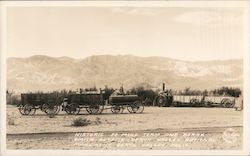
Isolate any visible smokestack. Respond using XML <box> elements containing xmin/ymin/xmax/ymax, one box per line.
<box><xmin>163</xmin><ymin>83</ymin><xmax>165</xmax><ymax>91</ymax></box>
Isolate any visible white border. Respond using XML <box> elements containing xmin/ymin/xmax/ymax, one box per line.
<box><xmin>1</xmin><ymin>1</ymin><xmax>249</xmax><ymax>156</ymax></box>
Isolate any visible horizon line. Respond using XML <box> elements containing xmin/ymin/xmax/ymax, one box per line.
<box><xmin>7</xmin><ymin>54</ymin><xmax>243</xmax><ymax>62</ymax></box>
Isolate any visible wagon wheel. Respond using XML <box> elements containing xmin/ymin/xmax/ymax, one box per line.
<box><xmin>65</xmin><ymin>105</ymin><xmax>71</xmax><ymax>114</ymax></box>
<box><xmin>65</xmin><ymin>103</ymin><xmax>80</xmax><ymax>115</ymax></box>
<box><xmin>86</xmin><ymin>107</ymin><xmax>92</xmax><ymax>114</ymax></box>
<box><xmin>221</xmin><ymin>98</ymin><xmax>227</xmax><ymax>107</ymax></box>
<box><xmin>204</xmin><ymin>101</ymin><xmax>212</xmax><ymax>108</ymax></box>
<box><xmin>223</xmin><ymin>100</ymin><xmax>234</xmax><ymax>108</ymax></box>
<box><xmin>190</xmin><ymin>98</ymin><xmax>199</xmax><ymax>107</ymax></box>
<box><xmin>23</xmin><ymin>104</ymin><xmax>36</xmax><ymax>115</ymax></box>
<box><xmin>41</xmin><ymin>104</ymin><xmax>49</xmax><ymax>114</ymax></box>
<box><xmin>155</xmin><ymin>96</ymin><xmax>166</xmax><ymax>107</ymax></box>
<box><xmin>44</xmin><ymin>104</ymin><xmax>60</xmax><ymax>115</ymax></box>
<box><xmin>111</xmin><ymin>105</ymin><xmax>123</xmax><ymax>114</ymax></box>
<box><xmin>18</xmin><ymin>104</ymin><xmax>25</xmax><ymax>115</ymax></box>
<box><xmin>172</xmin><ymin>101</ymin><xmax>178</xmax><ymax>107</ymax></box>
<box><xmin>40</xmin><ymin>103</ymin><xmax>48</xmax><ymax>112</ymax></box>
<box><xmin>132</xmin><ymin>101</ymin><xmax>144</xmax><ymax>113</ymax></box>
<box><xmin>127</xmin><ymin>105</ymin><xmax>133</xmax><ymax>113</ymax></box>
<box><xmin>88</xmin><ymin>105</ymin><xmax>100</xmax><ymax>115</ymax></box>
<box><xmin>97</xmin><ymin>105</ymin><xmax>104</xmax><ymax>114</ymax></box>
<box><xmin>55</xmin><ymin>105</ymin><xmax>60</xmax><ymax>115</ymax></box>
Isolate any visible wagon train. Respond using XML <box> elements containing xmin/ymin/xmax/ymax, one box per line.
<box><xmin>203</xmin><ymin>96</ymin><xmax>235</xmax><ymax>108</ymax></box>
<box><xmin>62</xmin><ymin>91</ymin><xmax>105</xmax><ymax>115</ymax></box>
<box><xmin>62</xmin><ymin>90</ymin><xmax>144</xmax><ymax>115</ymax></box>
<box><xmin>108</xmin><ymin>94</ymin><xmax>144</xmax><ymax>114</ymax></box>
<box><xmin>154</xmin><ymin>83</ymin><xmax>236</xmax><ymax>107</ymax></box>
<box><xmin>154</xmin><ymin>93</ymin><xmax>236</xmax><ymax>108</ymax></box>
<box><xmin>18</xmin><ymin>93</ymin><xmax>64</xmax><ymax>115</ymax></box>
<box><xmin>18</xmin><ymin>90</ymin><xmax>145</xmax><ymax>115</ymax></box>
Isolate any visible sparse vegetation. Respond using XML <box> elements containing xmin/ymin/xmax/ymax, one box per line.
<box><xmin>210</xmin><ymin>86</ymin><xmax>242</xmax><ymax>97</ymax></box>
<box><xmin>7</xmin><ymin>86</ymin><xmax>242</xmax><ymax>108</ymax></box>
<box><xmin>128</xmin><ymin>86</ymin><xmax>158</xmax><ymax>106</ymax></box>
<box><xmin>72</xmin><ymin>118</ymin><xmax>91</xmax><ymax>127</ymax></box>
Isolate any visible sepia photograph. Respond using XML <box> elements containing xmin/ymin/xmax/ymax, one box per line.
<box><xmin>0</xmin><ymin>1</ymin><xmax>249</xmax><ymax>155</ymax></box>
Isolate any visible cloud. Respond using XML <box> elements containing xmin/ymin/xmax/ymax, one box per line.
<box><xmin>111</xmin><ymin>8</ymin><xmax>160</xmax><ymax>16</ymax></box>
<box><xmin>174</xmin><ymin>10</ymin><xmax>242</xmax><ymax>27</ymax></box>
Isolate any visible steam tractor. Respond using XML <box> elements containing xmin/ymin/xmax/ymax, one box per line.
<box><xmin>154</xmin><ymin>83</ymin><xmax>173</xmax><ymax>107</ymax></box>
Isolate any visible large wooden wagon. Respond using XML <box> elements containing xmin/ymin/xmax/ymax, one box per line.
<box><xmin>19</xmin><ymin>93</ymin><xmax>63</xmax><ymax>115</ymax></box>
<box><xmin>108</xmin><ymin>94</ymin><xmax>144</xmax><ymax>114</ymax></box>
<box><xmin>203</xmin><ymin>96</ymin><xmax>235</xmax><ymax>108</ymax></box>
<box><xmin>172</xmin><ymin>95</ymin><xmax>204</xmax><ymax>107</ymax></box>
<box><xmin>63</xmin><ymin>91</ymin><xmax>105</xmax><ymax>115</ymax></box>
<box><xmin>154</xmin><ymin>93</ymin><xmax>236</xmax><ymax>108</ymax></box>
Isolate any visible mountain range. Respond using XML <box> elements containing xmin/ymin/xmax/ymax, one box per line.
<box><xmin>7</xmin><ymin>55</ymin><xmax>243</xmax><ymax>92</ymax></box>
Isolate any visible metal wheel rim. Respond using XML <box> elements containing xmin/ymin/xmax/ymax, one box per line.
<box><xmin>45</xmin><ymin>105</ymin><xmax>59</xmax><ymax>115</ymax></box>
<box><xmin>23</xmin><ymin>104</ymin><xmax>32</xmax><ymax>115</ymax></box>
<box><xmin>89</xmin><ymin>105</ymin><xmax>99</xmax><ymax>114</ymax></box>
<box><xmin>111</xmin><ymin>106</ymin><xmax>123</xmax><ymax>114</ymax></box>
<box><xmin>224</xmin><ymin>102</ymin><xmax>234</xmax><ymax>108</ymax></box>
<box><xmin>65</xmin><ymin>105</ymin><xmax>71</xmax><ymax>114</ymax></box>
<box><xmin>131</xmin><ymin>101</ymin><xmax>144</xmax><ymax>113</ymax></box>
<box><xmin>127</xmin><ymin>106</ymin><xmax>134</xmax><ymax>113</ymax></box>
<box><xmin>97</xmin><ymin>105</ymin><xmax>104</xmax><ymax>114</ymax></box>
<box><xmin>18</xmin><ymin>105</ymin><xmax>25</xmax><ymax>115</ymax></box>
<box><xmin>156</xmin><ymin>96</ymin><xmax>165</xmax><ymax>106</ymax></box>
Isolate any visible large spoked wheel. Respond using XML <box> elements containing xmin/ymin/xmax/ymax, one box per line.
<box><xmin>44</xmin><ymin>104</ymin><xmax>60</xmax><ymax>115</ymax></box>
<box><xmin>172</xmin><ymin>101</ymin><xmax>181</xmax><ymax>107</ymax></box>
<box><xmin>155</xmin><ymin>96</ymin><xmax>166</xmax><ymax>107</ymax></box>
<box><xmin>223</xmin><ymin>100</ymin><xmax>234</xmax><ymax>108</ymax></box>
<box><xmin>18</xmin><ymin>104</ymin><xmax>25</xmax><ymax>115</ymax></box>
<box><xmin>97</xmin><ymin>105</ymin><xmax>104</xmax><ymax>114</ymax></box>
<box><xmin>87</xmin><ymin>105</ymin><xmax>100</xmax><ymax>115</ymax></box>
<box><xmin>65</xmin><ymin>103</ymin><xmax>80</xmax><ymax>115</ymax></box>
<box><xmin>86</xmin><ymin>107</ymin><xmax>92</xmax><ymax>114</ymax></box>
<box><xmin>132</xmin><ymin>101</ymin><xmax>144</xmax><ymax>113</ymax></box>
<box><xmin>111</xmin><ymin>105</ymin><xmax>124</xmax><ymax>114</ymax></box>
<box><xmin>127</xmin><ymin>105</ymin><xmax>134</xmax><ymax>113</ymax></box>
<box><xmin>40</xmin><ymin>103</ymin><xmax>47</xmax><ymax>112</ymax></box>
<box><xmin>55</xmin><ymin>105</ymin><xmax>60</xmax><ymax>115</ymax></box>
<box><xmin>221</xmin><ymin>98</ymin><xmax>229</xmax><ymax>105</ymax></box>
<box><xmin>65</xmin><ymin>105</ymin><xmax>70</xmax><ymax>114</ymax></box>
<box><xmin>127</xmin><ymin>101</ymin><xmax>144</xmax><ymax>113</ymax></box>
<box><xmin>190</xmin><ymin>98</ymin><xmax>199</xmax><ymax>107</ymax></box>
<box><xmin>23</xmin><ymin>104</ymin><xmax>36</xmax><ymax>115</ymax></box>
<box><xmin>204</xmin><ymin>101</ymin><xmax>212</xmax><ymax>108</ymax></box>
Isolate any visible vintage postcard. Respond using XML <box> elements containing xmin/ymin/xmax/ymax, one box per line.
<box><xmin>0</xmin><ymin>1</ymin><xmax>249</xmax><ymax>156</ymax></box>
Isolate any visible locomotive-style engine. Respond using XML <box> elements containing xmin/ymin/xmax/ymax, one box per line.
<box><xmin>154</xmin><ymin>83</ymin><xmax>173</xmax><ymax>107</ymax></box>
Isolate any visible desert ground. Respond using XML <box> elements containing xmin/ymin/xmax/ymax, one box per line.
<box><xmin>6</xmin><ymin>105</ymin><xmax>242</xmax><ymax>150</ymax></box>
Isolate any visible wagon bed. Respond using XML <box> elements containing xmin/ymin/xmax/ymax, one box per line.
<box><xmin>19</xmin><ymin>93</ymin><xmax>64</xmax><ymax>115</ymax></box>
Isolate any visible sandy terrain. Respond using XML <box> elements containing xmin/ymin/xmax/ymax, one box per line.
<box><xmin>7</xmin><ymin>105</ymin><xmax>242</xmax><ymax>134</ymax></box>
<box><xmin>6</xmin><ymin>105</ymin><xmax>243</xmax><ymax>150</ymax></box>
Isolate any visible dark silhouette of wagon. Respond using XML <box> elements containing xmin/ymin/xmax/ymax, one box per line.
<box><xmin>63</xmin><ymin>90</ymin><xmax>144</xmax><ymax>115</ymax></box>
<box><xmin>19</xmin><ymin>93</ymin><xmax>63</xmax><ymax>115</ymax></box>
<box><xmin>63</xmin><ymin>91</ymin><xmax>105</xmax><ymax>115</ymax></box>
<box><xmin>109</xmin><ymin>94</ymin><xmax>144</xmax><ymax>114</ymax></box>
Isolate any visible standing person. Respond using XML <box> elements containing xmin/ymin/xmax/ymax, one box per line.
<box><xmin>119</xmin><ymin>85</ymin><xmax>125</xmax><ymax>95</ymax></box>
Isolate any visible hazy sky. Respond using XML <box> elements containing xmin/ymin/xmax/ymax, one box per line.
<box><xmin>7</xmin><ymin>7</ymin><xmax>244</xmax><ymax>61</ymax></box>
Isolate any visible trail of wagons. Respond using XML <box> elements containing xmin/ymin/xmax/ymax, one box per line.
<box><xmin>18</xmin><ymin>89</ymin><xmax>145</xmax><ymax>116</ymax></box>
<box><xmin>154</xmin><ymin>90</ymin><xmax>236</xmax><ymax>108</ymax></box>
<box><xmin>18</xmin><ymin>86</ymin><xmax>241</xmax><ymax>116</ymax></box>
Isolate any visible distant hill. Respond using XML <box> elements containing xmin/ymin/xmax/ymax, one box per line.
<box><xmin>7</xmin><ymin>55</ymin><xmax>243</xmax><ymax>92</ymax></box>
